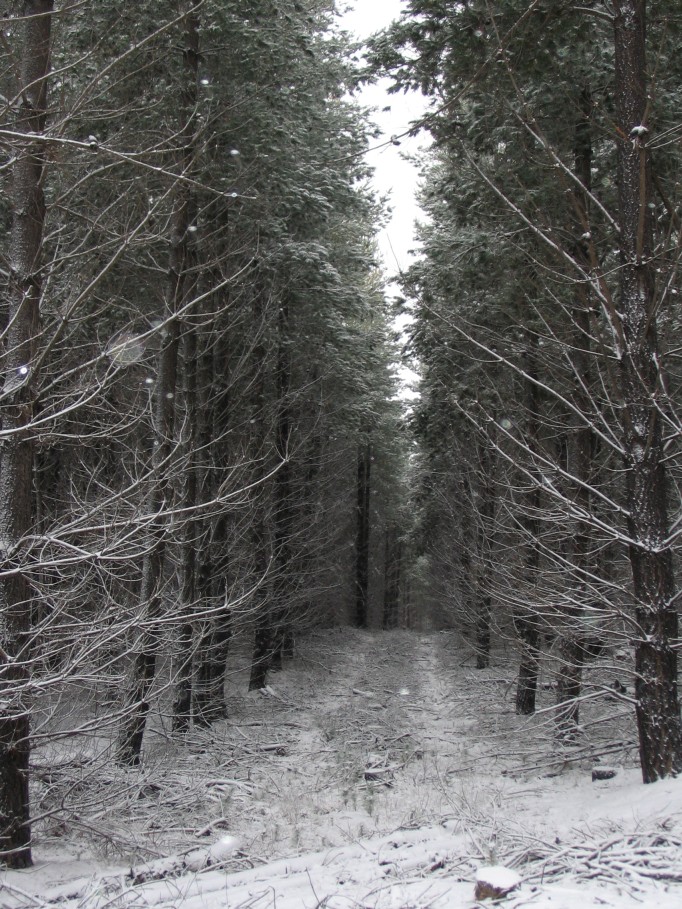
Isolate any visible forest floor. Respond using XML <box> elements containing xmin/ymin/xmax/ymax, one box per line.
<box><xmin>2</xmin><ymin>627</ymin><xmax>682</xmax><ymax>908</ymax></box>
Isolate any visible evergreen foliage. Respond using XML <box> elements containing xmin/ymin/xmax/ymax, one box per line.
<box><xmin>0</xmin><ymin>0</ymin><xmax>410</xmax><ymax>861</ymax></box>
<box><xmin>372</xmin><ymin>0</ymin><xmax>682</xmax><ymax>778</ymax></box>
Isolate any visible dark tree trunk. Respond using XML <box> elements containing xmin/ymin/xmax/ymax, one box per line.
<box><xmin>515</xmin><ymin>638</ymin><xmax>539</xmax><ymax>716</ymax></box>
<box><xmin>116</xmin><ymin>4</ymin><xmax>199</xmax><ymax>765</ymax></box>
<box><xmin>248</xmin><ymin>292</ymin><xmax>274</xmax><ymax>692</ymax></box>
<box><xmin>515</xmin><ymin>362</ymin><xmax>541</xmax><ymax>715</ymax></box>
<box><xmin>193</xmin><ymin>319</ymin><xmax>231</xmax><ymax>724</ymax></box>
<box><xmin>354</xmin><ymin>442</ymin><xmax>372</xmax><ymax>627</ymax></box>
<box><xmin>382</xmin><ymin>525</ymin><xmax>402</xmax><ymax>630</ymax></box>
<box><xmin>555</xmin><ymin>641</ymin><xmax>583</xmax><ymax>733</ymax></box>
<box><xmin>0</xmin><ymin>0</ymin><xmax>53</xmax><ymax>869</ymax></box>
<box><xmin>249</xmin><ymin>601</ymin><xmax>272</xmax><ymax>692</ymax></box>
<box><xmin>194</xmin><ymin>616</ymin><xmax>231</xmax><ymax>725</ymax></box>
<box><xmin>193</xmin><ymin>504</ymin><xmax>232</xmax><ymax>722</ymax></box>
<box><xmin>288</xmin><ymin>382</ymin><xmax>324</xmax><ymax>629</ymax></box>
<box><xmin>270</xmin><ymin>298</ymin><xmax>295</xmax><ymax>670</ymax></box>
<box><xmin>172</xmin><ymin>618</ymin><xmax>194</xmax><ymax>733</ymax></box>
<box><xmin>474</xmin><ymin>443</ymin><xmax>495</xmax><ymax>669</ymax></box>
<box><xmin>613</xmin><ymin>0</ymin><xmax>681</xmax><ymax>782</ymax></box>
<box><xmin>475</xmin><ymin>601</ymin><xmax>492</xmax><ymax>671</ymax></box>
<box><xmin>459</xmin><ymin>476</ymin><xmax>474</xmax><ymax>623</ymax></box>
<box><xmin>249</xmin><ymin>492</ymin><xmax>272</xmax><ymax>691</ymax></box>
<box><xmin>172</xmin><ymin>316</ymin><xmax>199</xmax><ymax>735</ymax></box>
<box><xmin>115</xmin><ymin>315</ymin><xmax>180</xmax><ymax>764</ymax></box>
<box><xmin>556</xmin><ymin>85</ymin><xmax>595</xmax><ymax>734</ymax></box>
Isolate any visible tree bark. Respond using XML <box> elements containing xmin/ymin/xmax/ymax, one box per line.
<box><xmin>193</xmin><ymin>316</ymin><xmax>231</xmax><ymax>724</ymax></box>
<box><xmin>556</xmin><ymin>85</ymin><xmax>595</xmax><ymax>734</ymax></box>
<box><xmin>270</xmin><ymin>298</ymin><xmax>295</xmax><ymax>670</ymax></box>
<box><xmin>354</xmin><ymin>442</ymin><xmax>372</xmax><ymax>627</ymax></box>
<box><xmin>612</xmin><ymin>0</ymin><xmax>682</xmax><ymax>782</ymax></box>
<box><xmin>193</xmin><ymin>513</ymin><xmax>231</xmax><ymax>724</ymax></box>
<box><xmin>515</xmin><ymin>361</ymin><xmax>541</xmax><ymax>715</ymax></box>
<box><xmin>474</xmin><ymin>443</ymin><xmax>494</xmax><ymax>669</ymax></box>
<box><xmin>116</xmin><ymin>3</ymin><xmax>199</xmax><ymax>765</ymax></box>
<box><xmin>382</xmin><ymin>524</ymin><xmax>402</xmax><ymax>630</ymax></box>
<box><xmin>0</xmin><ymin>0</ymin><xmax>53</xmax><ymax>868</ymax></box>
<box><xmin>248</xmin><ymin>292</ymin><xmax>274</xmax><ymax>692</ymax></box>
<box><xmin>194</xmin><ymin>615</ymin><xmax>231</xmax><ymax>724</ymax></box>
<box><xmin>172</xmin><ymin>317</ymin><xmax>199</xmax><ymax>734</ymax></box>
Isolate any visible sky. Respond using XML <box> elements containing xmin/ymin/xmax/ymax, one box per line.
<box><xmin>339</xmin><ymin>0</ymin><xmax>428</xmax><ymax>281</ymax></box>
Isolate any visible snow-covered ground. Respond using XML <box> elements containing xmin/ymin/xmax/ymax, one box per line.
<box><xmin>2</xmin><ymin>628</ymin><xmax>681</xmax><ymax>907</ymax></box>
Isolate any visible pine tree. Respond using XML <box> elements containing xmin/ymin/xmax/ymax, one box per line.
<box><xmin>373</xmin><ymin>0</ymin><xmax>682</xmax><ymax>777</ymax></box>
<box><xmin>0</xmin><ymin>0</ymin><xmax>54</xmax><ymax>868</ymax></box>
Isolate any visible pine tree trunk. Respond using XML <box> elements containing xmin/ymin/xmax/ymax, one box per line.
<box><xmin>0</xmin><ymin>0</ymin><xmax>53</xmax><ymax>868</ymax></box>
<box><xmin>475</xmin><ymin>602</ymin><xmax>492</xmax><ymax>671</ymax></box>
<box><xmin>116</xmin><ymin>4</ymin><xmax>198</xmax><ymax>765</ymax></box>
<box><xmin>613</xmin><ymin>0</ymin><xmax>682</xmax><ymax>781</ymax></box>
<box><xmin>115</xmin><ymin>222</ymin><xmax>182</xmax><ymax>762</ymax></box>
<box><xmin>270</xmin><ymin>299</ymin><xmax>295</xmax><ymax>670</ymax></box>
<box><xmin>172</xmin><ymin>619</ymin><xmax>194</xmax><ymax>733</ymax></box>
<box><xmin>194</xmin><ymin>617</ymin><xmax>231</xmax><ymax>724</ymax></box>
<box><xmin>382</xmin><ymin>525</ymin><xmax>402</xmax><ymax>629</ymax></box>
<box><xmin>515</xmin><ymin>363</ymin><xmax>541</xmax><ymax>715</ymax></box>
<box><xmin>172</xmin><ymin>320</ymin><xmax>199</xmax><ymax>734</ymax></box>
<box><xmin>248</xmin><ymin>293</ymin><xmax>274</xmax><ymax>692</ymax></box>
<box><xmin>192</xmin><ymin>321</ymin><xmax>231</xmax><ymax>724</ymax></box>
<box><xmin>249</xmin><ymin>497</ymin><xmax>272</xmax><ymax>691</ymax></box>
<box><xmin>556</xmin><ymin>85</ymin><xmax>595</xmax><ymax>734</ymax></box>
<box><xmin>354</xmin><ymin>442</ymin><xmax>372</xmax><ymax>627</ymax></box>
<box><xmin>474</xmin><ymin>443</ymin><xmax>494</xmax><ymax>669</ymax></box>
<box><xmin>249</xmin><ymin>602</ymin><xmax>272</xmax><ymax>692</ymax></box>
<box><xmin>193</xmin><ymin>511</ymin><xmax>232</xmax><ymax>724</ymax></box>
<box><xmin>289</xmin><ymin>390</ymin><xmax>323</xmax><ymax>629</ymax></box>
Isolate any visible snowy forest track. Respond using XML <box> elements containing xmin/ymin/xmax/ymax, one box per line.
<box><xmin>4</xmin><ymin>628</ymin><xmax>681</xmax><ymax>909</ymax></box>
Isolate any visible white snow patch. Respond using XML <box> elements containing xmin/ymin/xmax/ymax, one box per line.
<box><xmin>476</xmin><ymin>864</ymin><xmax>521</xmax><ymax>890</ymax></box>
<box><xmin>183</xmin><ymin>834</ymin><xmax>239</xmax><ymax>872</ymax></box>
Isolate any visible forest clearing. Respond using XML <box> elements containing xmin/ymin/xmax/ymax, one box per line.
<box><xmin>3</xmin><ymin>627</ymin><xmax>681</xmax><ymax>908</ymax></box>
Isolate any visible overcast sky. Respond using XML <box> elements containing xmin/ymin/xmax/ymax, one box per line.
<box><xmin>340</xmin><ymin>1</ymin><xmax>427</xmax><ymax>281</ymax></box>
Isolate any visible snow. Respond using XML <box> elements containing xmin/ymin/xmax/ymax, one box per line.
<box><xmin>3</xmin><ymin>628</ymin><xmax>682</xmax><ymax>908</ymax></box>
<box><xmin>476</xmin><ymin>865</ymin><xmax>521</xmax><ymax>890</ymax></box>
